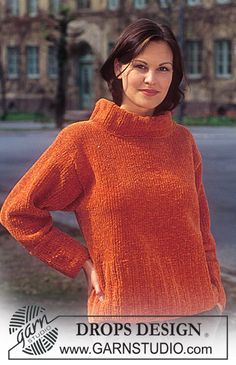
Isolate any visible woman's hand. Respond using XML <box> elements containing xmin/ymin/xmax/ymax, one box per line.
<box><xmin>82</xmin><ymin>259</ymin><xmax>104</xmax><ymax>302</ymax></box>
<box><xmin>216</xmin><ymin>303</ymin><xmax>224</xmax><ymax>313</ymax></box>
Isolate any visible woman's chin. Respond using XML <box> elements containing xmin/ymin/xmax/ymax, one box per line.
<box><xmin>134</xmin><ymin>101</ymin><xmax>161</xmax><ymax>115</ymax></box>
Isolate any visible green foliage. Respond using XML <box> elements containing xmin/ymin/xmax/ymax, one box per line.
<box><xmin>179</xmin><ymin>115</ymin><xmax>236</xmax><ymax>126</ymax></box>
<box><xmin>3</xmin><ymin>112</ymin><xmax>47</xmax><ymax>122</ymax></box>
<box><xmin>59</xmin><ymin>3</ymin><xmax>71</xmax><ymax>15</ymax></box>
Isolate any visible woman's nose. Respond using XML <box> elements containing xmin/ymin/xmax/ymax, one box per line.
<box><xmin>144</xmin><ymin>71</ymin><xmax>157</xmax><ymax>85</ymax></box>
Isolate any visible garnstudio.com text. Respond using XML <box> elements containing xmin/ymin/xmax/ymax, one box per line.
<box><xmin>60</xmin><ymin>341</ymin><xmax>213</xmax><ymax>355</ymax></box>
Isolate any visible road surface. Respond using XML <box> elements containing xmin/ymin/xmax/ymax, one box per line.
<box><xmin>0</xmin><ymin>126</ymin><xmax>235</xmax><ymax>270</ymax></box>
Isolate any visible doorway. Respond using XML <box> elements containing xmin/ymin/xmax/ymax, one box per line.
<box><xmin>77</xmin><ymin>43</ymin><xmax>94</xmax><ymax>110</ymax></box>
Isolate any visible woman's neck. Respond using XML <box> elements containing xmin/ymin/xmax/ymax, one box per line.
<box><xmin>90</xmin><ymin>98</ymin><xmax>176</xmax><ymax>139</ymax></box>
<box><xmin>120</xmin><ymin>103</ymin><xmax>154</xmax><ymax>117</ymax></box>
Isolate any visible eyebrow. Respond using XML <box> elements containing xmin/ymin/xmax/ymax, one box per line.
<box><xmin>133</xmin><ymin>59</ymin><xmax>173</xmax><ymax>66</ymax></box>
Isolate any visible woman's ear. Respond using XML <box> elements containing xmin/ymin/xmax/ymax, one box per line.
<box><xmin>114</xmin><ymin>58</ymin><xmax>122</xmax><ymax>79</ymax></box>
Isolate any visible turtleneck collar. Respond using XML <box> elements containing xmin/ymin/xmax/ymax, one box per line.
<box><xmin>90</xmin><ymin>98</ymin><xmax>176</xmax><ymax>138</ymax></box>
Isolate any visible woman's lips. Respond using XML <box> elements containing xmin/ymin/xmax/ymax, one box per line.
<box><xmin>139</xmin><ymin>89</ymin><xmax>160</xmax><ymax>96</ymax></box>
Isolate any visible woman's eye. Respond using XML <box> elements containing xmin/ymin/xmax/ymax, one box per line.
<box><xmin>159</xmin><ymin>66</ymin><xmax>169</xmax><ymax>72</ymax></box>
<box><xmin>133</xmin><ymin>64</ymin><xmax>147</xmax><ymax>70</ymax></box>
<box><xmin>133</xmin><ymin>64</ymin><xmax>170</xmax><ymax>72</ymax></box>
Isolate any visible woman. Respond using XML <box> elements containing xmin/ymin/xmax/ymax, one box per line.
<box><xmin>0</xmin><ymin>19</ymin><xmax>226</xmax><ymax>324</ymax></box>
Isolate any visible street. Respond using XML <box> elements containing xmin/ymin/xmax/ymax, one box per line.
<box><xmin>0</xmin><ymin>126</ymin><xmax>236</xmax><ymax>269</ymax></box>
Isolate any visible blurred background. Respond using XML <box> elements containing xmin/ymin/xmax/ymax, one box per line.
<box><xmin>0</xmin><ymin>0</ymin><xmax>236</xmax><ymax>127</ymax></box>
<box><xmin>0</xmin><ymin>0</ymin><xmax>235</xmax><ymax>345</ymax></box>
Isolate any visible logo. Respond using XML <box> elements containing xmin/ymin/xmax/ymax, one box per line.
<box><xmin>9</xmin><ymin>305</ymin><xmax>58</xmax><ymax>355</ymax></box>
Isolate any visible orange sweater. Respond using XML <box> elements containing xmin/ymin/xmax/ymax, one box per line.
<box><xmin>0</xmin><ymin>98</ymin><xmax>226</xmax><ymax>323</ymax></box>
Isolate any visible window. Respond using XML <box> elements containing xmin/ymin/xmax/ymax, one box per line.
<box><xmin>77</xmin><ymin>0</ymin><xmax>90</xmax><ymax>9</ymax></box>
<box><xmin>48</xmin><ymin>46</ymin><xmax>58</xmax><ymax>78</ymax></box>
<box><xmin>187</xmin><ymin>0</ymin><xmax>201</xmax><ymax>5</ymax></box>
<box><xmin>134</xmin><ymin>0</ymin><xmax>148</xmax><ymax>10</ymax></box>
<box><xmin>7</xmin><ymin>47</ymin><xmax>19</xmax><ymax>79</ymax></box>
<box><xmin>26</xmin><ymin>46</ymin><xmax>39</xmax><ymax>78</ymax></box>
<box><xmin>107</xmin><ymin>0</ymin><xmax>120</xmax><ymax>10</ymax></box>
<box><xmin>49</xmin><ymin>0</ymin><xmax>61</xmax><ymax>14</ymax></box>
<box><xmin>27</xmin><ymin>0</ymin><xmax>38</xmax><ymax>16</ymax></box>
<box><xmin>185</xmin><ymin>41</ymin><xmax>202</xmax><ymax>78</ymax></box>
<box><xmin>7</xmin><ymin>0</ymin><xmax>19</xmax><ymax>16</ymax></box>
<box><xmin>159</xmin><ymin>0</ymin><xmax>172</xmax><ymax>8</ymax></box>
<box><xmin>214</xmin><ymin>40</ymin><xmax>232</xmax><ymax>78</ymax></box>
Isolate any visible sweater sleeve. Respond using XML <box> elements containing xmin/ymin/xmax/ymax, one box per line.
<box><xmin>192</xmin><ymin>139</ymin><xmax>226</xmax><ymax>310</ymax></box>
<box><xmin>0</xmin><ymin>125</ymin><xmax>90</xmax><ymax>278</ymax></box>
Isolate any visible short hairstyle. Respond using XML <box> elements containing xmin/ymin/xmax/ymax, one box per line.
<box><xmin>100</xmin><ymin>18</ymin><xmax>187</xmax><ymax>115</ymax></box>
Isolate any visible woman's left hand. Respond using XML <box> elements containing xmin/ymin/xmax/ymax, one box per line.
<box><xmin>216</xmin><ymin>303</ymin><xmax>224</xmax><ymax>313</ymax></box>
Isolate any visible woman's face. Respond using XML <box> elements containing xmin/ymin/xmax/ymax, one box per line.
<box><xmin>114</xmin><ymin>40</ymin><xmax>173</xmax><ymax>116</ymax></box>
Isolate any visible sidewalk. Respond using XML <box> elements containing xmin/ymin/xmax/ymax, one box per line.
<box><xmin>0</xmin><ymin>110</ymin><xmax>91</xmax><ymax>131</ymax></box>
<box><xmin>0</xmin><ymin>121</ymin><xmax>55</xmax><ymax>130</ymax></box>
<box><xmin>0</xmin><ymin>121</ymin><xmax>56</xmax><ymax>131</ymax></box>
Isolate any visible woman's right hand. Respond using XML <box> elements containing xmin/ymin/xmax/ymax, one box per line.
<box><xmin>82</xmin><ymin>259</ymin><xmax>104</xmax><ymax>302</ymax></box>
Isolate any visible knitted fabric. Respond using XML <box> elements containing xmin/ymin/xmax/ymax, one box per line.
<box><xmin>0</xmin><ymin>98</ymin><xmax>226</xmax><ymax>323</ymax></box>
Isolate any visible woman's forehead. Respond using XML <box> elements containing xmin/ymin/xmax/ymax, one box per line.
<box><xmin>138</xmin><ymin>40</ymin><xmax>172</xmax><ymax>56</ymax></box>
<box><xmin>134</xmin><ymin>41</ymin><xmax>173</xmax><ymax>64</ymax></box>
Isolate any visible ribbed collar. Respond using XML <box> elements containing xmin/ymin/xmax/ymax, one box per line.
<box><xmin>90</xmin><ymin>98</ymin><xmax>176</xmax><ymax>138</ymax></box>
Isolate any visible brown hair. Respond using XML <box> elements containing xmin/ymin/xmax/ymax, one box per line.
<box><xmin>100</xmin><ymin>18</ymin><xmax>187</xmax><ymax>115</ymax></box>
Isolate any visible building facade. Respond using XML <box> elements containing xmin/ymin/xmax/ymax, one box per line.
<box><xmin>0</xmin><ymin>0</ymin><xmax>235</xmax><ymax>117</ymax></box>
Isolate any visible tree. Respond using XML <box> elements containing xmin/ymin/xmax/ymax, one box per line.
<box><xmin>43</xmin><ymin>6</ymin><xmax>84</xmax><ymax>129</ymax></box>
<box><xmin>176</xmin><ymin>0</ymin><xmax>186</xmax><ymax>123</ymax></box>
